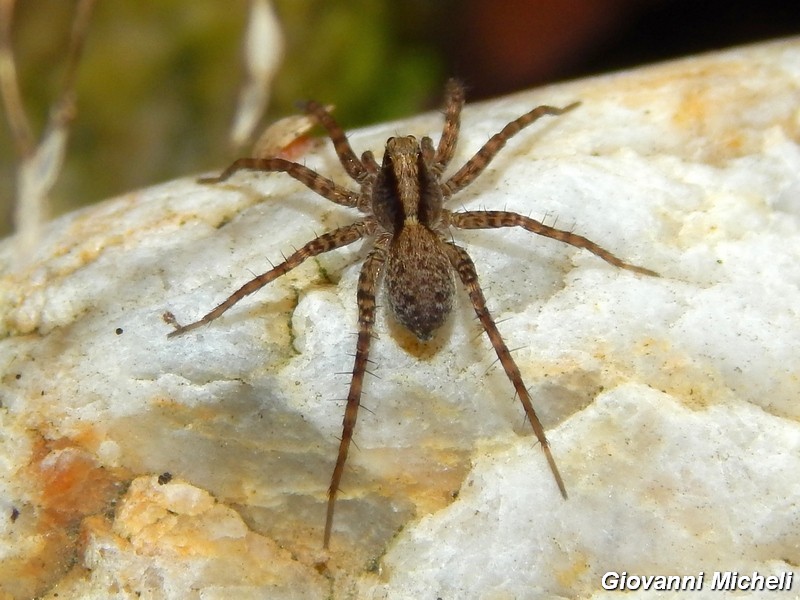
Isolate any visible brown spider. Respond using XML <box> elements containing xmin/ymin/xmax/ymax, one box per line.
<box><xmin>168</xmin><ymin>80</ymin><xmax>657</xmax><ymax>548</ymax></box>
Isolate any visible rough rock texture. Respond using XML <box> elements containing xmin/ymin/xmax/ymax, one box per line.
<box><xmin>1</xmin><ymin>38</ymin><xmax>799</xmax><ymax>599</ymax></box>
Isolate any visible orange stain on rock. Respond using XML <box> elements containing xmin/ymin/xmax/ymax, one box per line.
<box><xmin>28</xmin><ymin>436</ymin><xmax>130</xmax><ymax>530</ymax></box>
<box><xmin>4</xmin><ymin>438</ymin><xmax>131</xmax><ymax>598</ymax></box>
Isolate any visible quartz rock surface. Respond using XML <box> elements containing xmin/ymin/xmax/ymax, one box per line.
<box><xmin>1</xmin><ymin>38</ymin><xmax>799</xmax><ymax>599</ymax></box>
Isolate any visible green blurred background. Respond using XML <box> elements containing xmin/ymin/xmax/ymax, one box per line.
<box><xmin>1</xmin><ymin>0</ymin><xmax>797</xmax><ymax>238</ymax></box>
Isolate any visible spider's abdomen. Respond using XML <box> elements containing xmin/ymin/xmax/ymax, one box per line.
<box><xmin>385</xmin><ymin>223</ymin><xmax>454</xmax><ymax>340</ymax></box>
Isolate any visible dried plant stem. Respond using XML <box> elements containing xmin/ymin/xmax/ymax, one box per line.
<box><xmin>0</xmin><ymin>0</ymin><xmax>96</xmax><ymax>256</ymax></box>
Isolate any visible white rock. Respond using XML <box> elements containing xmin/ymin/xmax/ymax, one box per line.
<box><xmin>1</xmin><ymin>38</ymin><xmax>799</xmax><ymax>599</ymax></box>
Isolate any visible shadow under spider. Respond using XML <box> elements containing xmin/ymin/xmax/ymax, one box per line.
<box><xmin>168</xmin><ymin>79</ymin><xmax>659</xmax><ymax>550</ymax></box>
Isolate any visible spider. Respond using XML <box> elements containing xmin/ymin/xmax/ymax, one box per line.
<box><xmin>168</xmin><ymin>79</ymin><xmax>657</xmax><ymax>548</ymax></box>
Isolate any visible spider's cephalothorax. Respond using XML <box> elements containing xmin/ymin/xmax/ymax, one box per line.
<box><xmin>168</xmin><ymin>80</ymin><xmax>657</xmax><ymax>548</ymax></box>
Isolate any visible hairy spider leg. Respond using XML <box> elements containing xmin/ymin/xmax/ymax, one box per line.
<box><xmin>448</xmin><ymin>211</ymin><xmax>659</xmax><ymax>276</ymax></box>
<box><xmin>432</xmin><ymin>79</ymin><xmax>466</xmax><ymax>173</ymax></box>
<box><xmin>445</xmin><ymin>242</ymin><xmax>568</xmax><ymax>499</ymax></box>
<box><xmin>302</xmin><ymin>100</ymin><xmax>374</xmax><ymax>182</ymax></box>
<box><xmin>197</xmin><ymin>157</ymin><xmax>359</xmax><ymax>209</ymax></box>
<box><xmin>324</xmin><ymin>240</ymin><xmax>388</xmax><ymax>548</ymax></box>
<box><xmin>442</xmin><ymin>102</ymin><xmax>581</xmax><ymax>197</ymax></box>
<box><xmin>167</xmin><ymin>222</ymin><xmax>371</xmax><ymax>337</ymax></box>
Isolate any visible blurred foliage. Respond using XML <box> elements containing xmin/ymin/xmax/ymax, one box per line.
<box><xmin>0</xmin><ymin>0</ymin><xmax>448</xmax><ymax>238</ymax></box>
<box><xmin>273</xmin><ymin>0</ymin><xmax>444</xmax><ymax>124</ymax></box>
